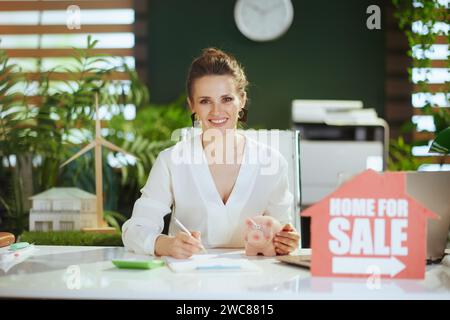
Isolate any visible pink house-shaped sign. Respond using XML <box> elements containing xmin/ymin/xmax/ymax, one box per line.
<box><xmin>302</xmin><ymin>170</ymin><xmax>438</xmax><ymax>279</ymax></box>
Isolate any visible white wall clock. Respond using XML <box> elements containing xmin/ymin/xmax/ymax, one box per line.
<box><xmin>234</xmin><ymin>0</ymin><xmax>294</xmax><ymax>42</ymax></box>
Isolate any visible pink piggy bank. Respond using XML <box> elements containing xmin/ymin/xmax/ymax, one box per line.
<box><xmin>244</xmin><ymin>215</ymin><xmax>282</xmax><ymax>257</ymax></box>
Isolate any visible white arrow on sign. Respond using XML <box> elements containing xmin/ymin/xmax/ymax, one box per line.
<box><xmin>332</xmin><ymin>256</ymin><xmax>406</xmax><ymax>277</ymax></box>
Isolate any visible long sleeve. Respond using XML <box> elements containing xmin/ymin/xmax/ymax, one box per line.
<box><xmin>121</xmin><ymin>150</ymin><xmax>173</xmax><ymax>255</ymax></box>
<box><xmin>265</xmin><ymin>158</ymin><xmax>294</xmax><ymax>225</ymax></box>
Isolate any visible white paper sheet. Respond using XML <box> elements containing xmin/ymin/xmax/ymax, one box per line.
<box><xmin>164</xmin><ymin>253</ymin><xmax>261</xmax><ymax>273</ymax></box>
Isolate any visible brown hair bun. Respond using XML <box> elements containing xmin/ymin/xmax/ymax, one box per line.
<box><xmin>186</xmin><ymin>48</ymin><xmax>249</xmax><ymax>100</ymax></box>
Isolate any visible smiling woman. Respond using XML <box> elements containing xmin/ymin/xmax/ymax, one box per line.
<box><xmin>186</xmin><ymin>47</ymin><xmax>249</xmax><ymax>132</ymax></box>
<box><xmin>121</xmin><ymin>48</ymin><xmax>300</xmax><ymax>259</ymax></box>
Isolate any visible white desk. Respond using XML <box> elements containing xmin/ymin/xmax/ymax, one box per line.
<box><xmin>0</xmin><ymin>246</ymin><xmax>449</xmax><ymax>300</ymax></box>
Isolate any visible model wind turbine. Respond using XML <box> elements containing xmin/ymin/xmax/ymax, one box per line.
<box><xmin>60</xmin><ymin>93</ymin><xmax>135</xmax><ymax>233</ymax></box>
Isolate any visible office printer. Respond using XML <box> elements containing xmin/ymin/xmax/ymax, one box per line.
<box><xmin>291</xmin><ymin>100</ymin><xmax>389</xmax><ymax>207</ymax></box>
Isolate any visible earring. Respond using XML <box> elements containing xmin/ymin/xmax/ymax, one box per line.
<box><xmin>191</xmin><ymin>113</ymin><xmax>200</xmax><ymax>128</ymax></box>
<box><xmin>238</xmin><ymin>108</ymin><xmax>248</xmax><ymax>123</ymax></box>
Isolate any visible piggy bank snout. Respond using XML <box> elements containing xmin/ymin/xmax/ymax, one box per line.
<box><xmin>246</xmin><ymin>229</ymin><xmax>271</xmax><ymax>244</ymax></box>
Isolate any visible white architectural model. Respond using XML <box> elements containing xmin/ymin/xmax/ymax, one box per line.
<box><xmin>29</xmin><ymin>188</ymin><xmax>97</xmax><ymax>231</ymax></box>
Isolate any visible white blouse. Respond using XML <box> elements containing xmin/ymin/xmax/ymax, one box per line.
<box><xmin>121</xmin><ymin>133</ymin><xmax>293</xmax><ymax>255</ymax></box>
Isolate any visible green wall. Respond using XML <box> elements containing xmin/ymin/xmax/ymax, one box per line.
<box><xmin>148</xmin><ymin>0</ymin><xmax>385</xmax><ymax>129</ymax></box>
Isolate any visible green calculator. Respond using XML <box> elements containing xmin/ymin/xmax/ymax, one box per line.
<box><xmin>112</xmin><ymin>259</ymin><xmax>165</xmax><ymax>270</ymax></box>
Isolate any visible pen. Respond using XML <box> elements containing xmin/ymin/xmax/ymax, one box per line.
<box><xmin>173</xmin><ymin>217</ymin><xmax>208</xmax><ymax>254</ymax></box>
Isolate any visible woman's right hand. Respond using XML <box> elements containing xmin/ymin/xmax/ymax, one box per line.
<box><xmin>155</xmin><ymin>231</ymin><xmax>203</xmax><ymax>259</ymax></box>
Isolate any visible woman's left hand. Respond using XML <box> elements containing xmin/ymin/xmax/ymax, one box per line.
<box><xmin>274</xmin><ymin>223</ymin><xmax>300</xmax><ymax>255</ymax></box>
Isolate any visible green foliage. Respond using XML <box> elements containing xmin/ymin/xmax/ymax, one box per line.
<box><xmin>0</xmin><ymin>36</ymin><xmax>149</xmax><ymax>234</ymax></box>
<box><xmin>19</xmin><ymin>231</ymin><xmax>123</xmax><ymax>246</ymax></box>
<box><xmin>392</xmin><ymin>0</ymin><xmax>449</xmax><ymax>107</ymax></box>
<box><xmin>388</xmin><ymin>136</ymin><xmax>425</xmax><ymax>171</ymax></box>
<box><xmin>0</xmin><ymin>36</ymin><xmax>192</xmax><ymax>236</ymax></box>
<box><xmin>430</xmin><ymin>126</ymin><xmax>450</xmax><ymax>154</ymax></box>
<box><xmin>0</xmin><ymin>49</ymin><xmax>30</xmax><ymax>235</ymax></box>
<box><xmin>392</xmin><ymin>0</ymin><xmax>447</xmax><ymax>68</ymax></box>
<box><xmin>108</xmin><ymin>95</ymin><xmax>191</xmax><ymax>193</ymax></box>
<box><xmin>30</xmin><ymin>35</ymin><xmax>151</xmax><ymax>192</ymax></box>
<box><xmin>103</xmin><ymin>210</ymin><xmax>128</xmax><ymax>232</ymax></box>
<box><xmin>390</xmin><ymin>0</ymin><xmax>449</xmax><ymax>171</ymax></box>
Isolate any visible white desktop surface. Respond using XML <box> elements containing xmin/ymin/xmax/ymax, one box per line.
<box><xmin>0</xmin><ymin>246</ymin><xmax>449</xmax><ymax>300</ymax></box>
